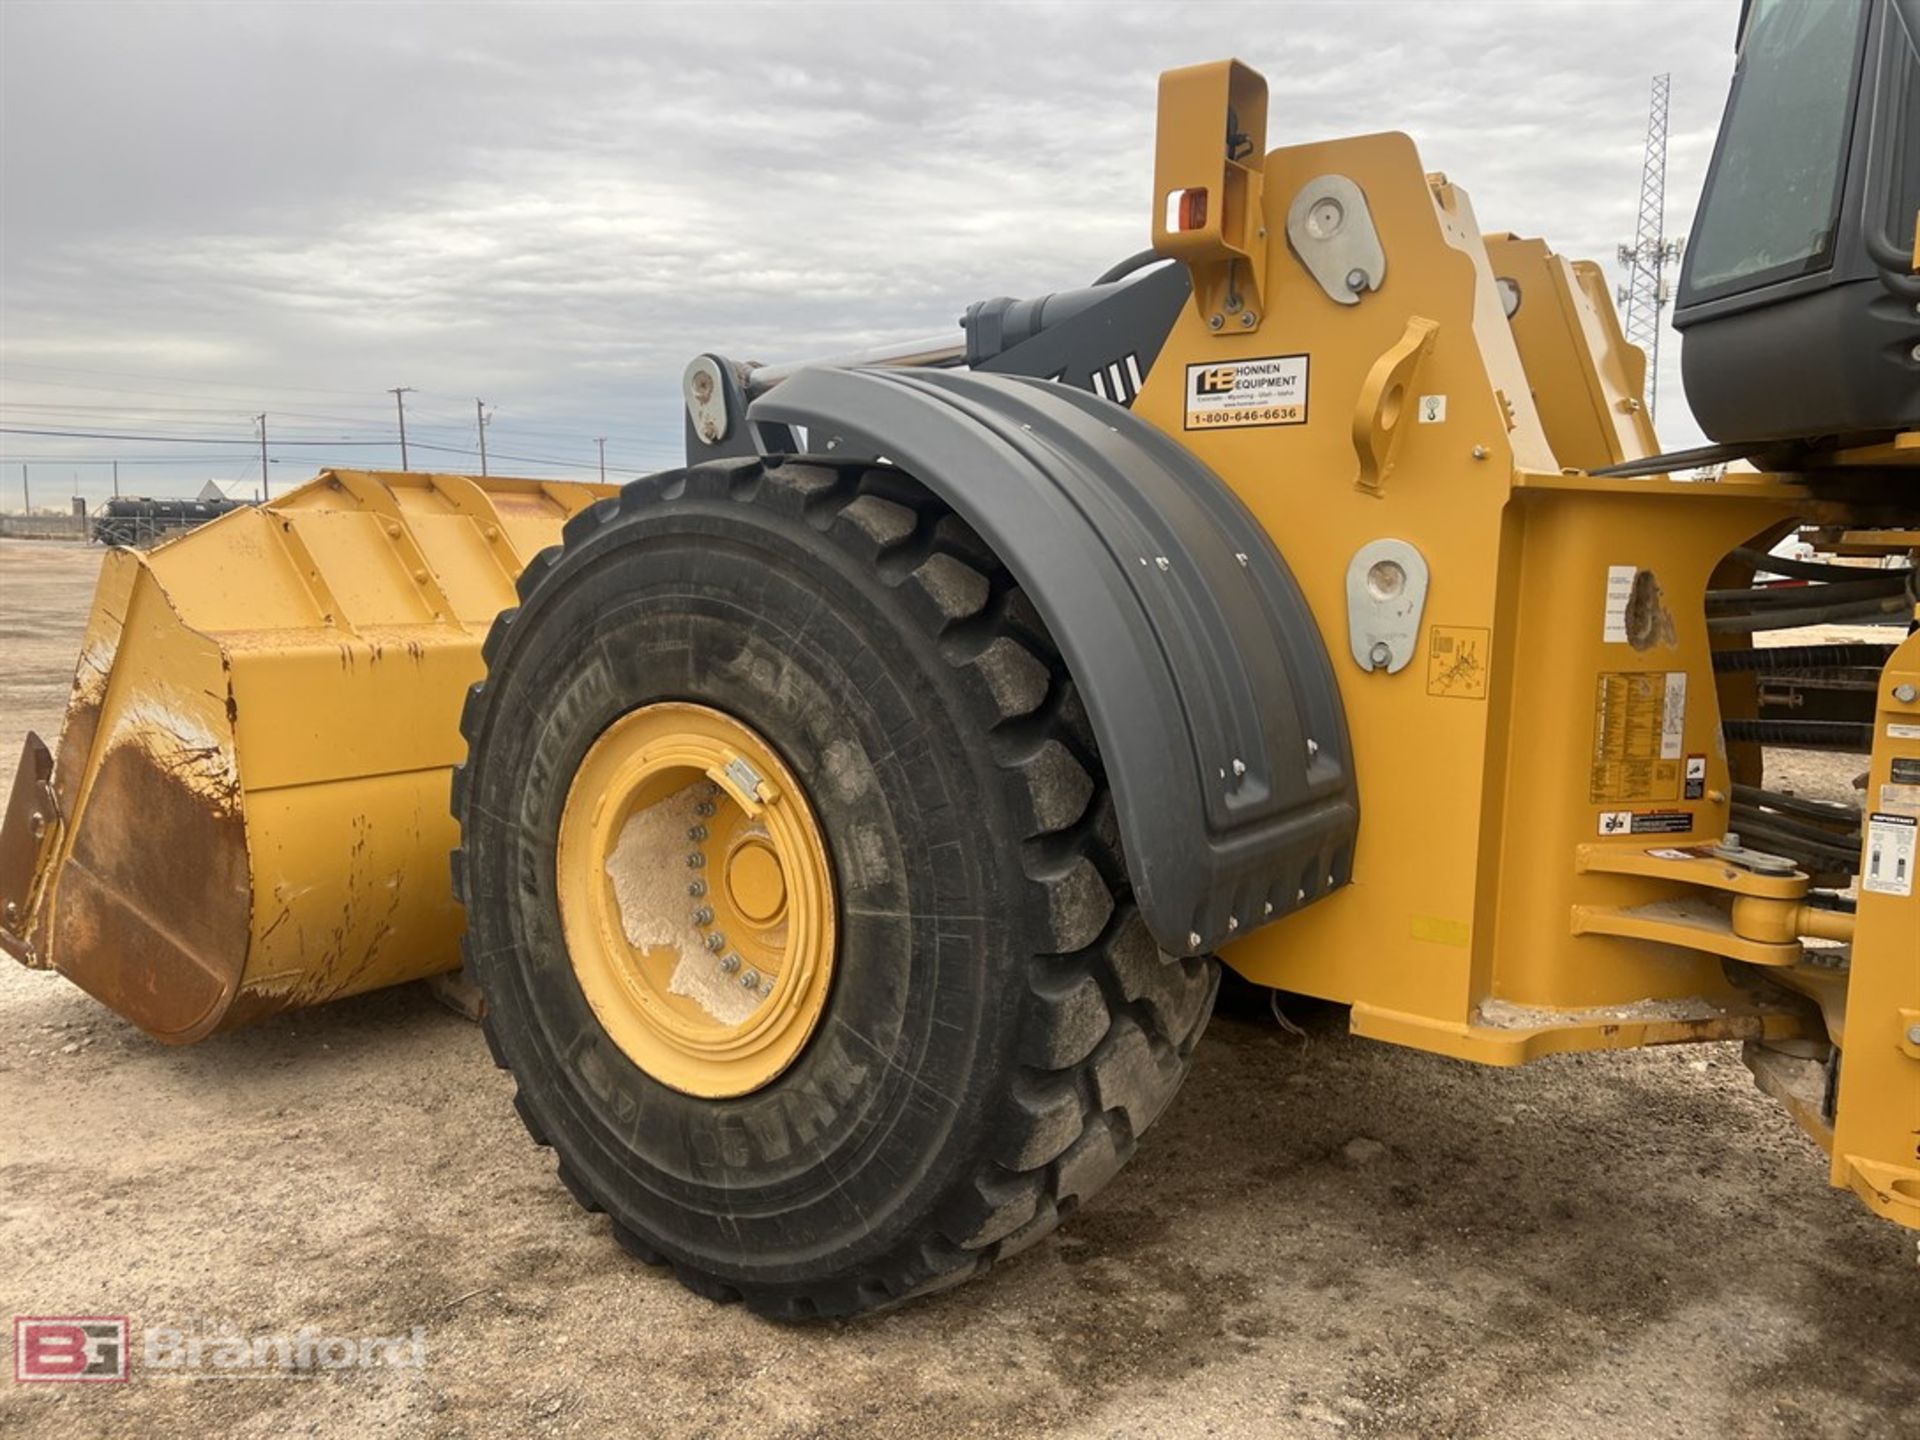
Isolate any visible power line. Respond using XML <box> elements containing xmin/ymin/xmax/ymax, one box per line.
<box><xmin>0</xmin><ymin>360</ymin><xmax>394</xmax><ymax>397</ymax></box>
<box><xmin>0</xmin><ymin>426</ymin><xmax>392</xmax><ymax>446</ymax></box>
<box><xmin>0</xmin><ymin>393</ymin><xmax>675</xmax><ymax>451</ymax></box>
<box><xmin>0</xmin><ymin>454</ymin><xmax>295</xmax><ymax>464</ymax></box>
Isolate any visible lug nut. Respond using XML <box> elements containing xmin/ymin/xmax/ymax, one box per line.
<box><xmin>687</xmin><ymin>825</ymin><xmax>708</xmax><ymax>841</ymax></box>
<box><xmin>692</xmin><ymin>906</ymin><xmax>714</xmax><ymax>926</ymax></box>
<box><xmin>695</xmin><ymin>801</ymin><xmax>715</xmax><ymax>817</ymax></box>
<box><xmin>741</xmin><ymin>969</ymin><xmax>762</xmax><ymax>991</ymax></box>
<box><xmin>687</xmin><ymin>880</ymin><xmax>707</xmax><ymax>897</ymax></box>
<box><xmin>705</xmin><ymin>932</ymin><xmax>727</xmax><ymax>952</ymax></box>
<box><xmin>686</xmin><ymin>852</ymin><xmax>706</xmax><ymax>869</ymax></box>
<box><xmin>1894</xmin><ymin>683</ymin><xmax>1918</xmax><ymax>705</ymax></box>
<box><xmin>720</xmin><ymin>952</ymin><xmax>742</xmax><ymax>974</ymax></box>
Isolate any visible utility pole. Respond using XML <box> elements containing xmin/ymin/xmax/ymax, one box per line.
<box><xmin>1616</xmin><ymin>74</ymin><xmax>1683</xmax><ymax>423</ymax></box>
<box><xmin>20</xmin><ymin>463</ymin><xmax>28</xmax><ymax>515</ymax></box>
<box><xmin>596</xmin><ymin>437</ymin><xmax>607</xmax><ymax>483</ymax></box>
<box><xmin>476</xmin><ymin>399</ymin><xmax>491</xmax><ymax>476</ymax></box>
<box><xmin>256</xmin><ymin>414</ymin><xmax>270</xmax><ymax>499</ymax></box>
<box><xmin>389</xmin><ymin>386</ymin><xmax>415</xmax><ymax>471</ymax></box>
<box><xmin>112</xmin><ymin>461</ymin><xmax>120</xmax><ymax>498</ymax></box>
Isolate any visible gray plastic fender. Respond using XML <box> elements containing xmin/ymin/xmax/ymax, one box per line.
<box><xmin>750</xmin><ymin>368</ymin><xmax>1357</xmax><ymax>956</ymax></box>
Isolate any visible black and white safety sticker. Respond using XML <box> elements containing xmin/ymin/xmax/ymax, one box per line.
<box><xmin>1864</xmin><ymin>812</ymin><xmax>1916</xmax><ymax>898</ymax></box>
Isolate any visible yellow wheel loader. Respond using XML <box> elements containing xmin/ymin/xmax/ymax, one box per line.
<box><xmin>3</xmin><ymin>0</ymin><xmax>1917</xmax><ymax>1319</ymax></box>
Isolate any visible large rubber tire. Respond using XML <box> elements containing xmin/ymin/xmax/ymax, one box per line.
<box><xmin>452</xmin><ymin>456</ymin><xmax>1217</xmax><ymax>1318</ymax></box>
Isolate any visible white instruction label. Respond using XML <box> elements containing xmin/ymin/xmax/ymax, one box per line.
<box><xmin>1183</xmin><ymin>354</ymin><xmax>1309</xmax><ymax>430</ymax></box>
<box><xmin>1603</xmin><ymin>565</ymin><xmax>1637</xmax><ymax>643</ymax></box>
<box><xmin>1888</xmin><ymin>723</ymin><xmax>1920</xmax><ymax>741</ymax></box>
<box><xmin>1880</xmin><ymin>783</ymin><xmax>1920</xmax><ymax>814</ymax></box>
<box><xmin>1863</xmin><ymin>812</ymin><xmax>1916</xmax><ymax>898</ymax></box>
<box><xmin>1661</xmin><ymin>671</ymin><xmax>1687</xmax><ymax>760</ymax></box>
<box><xmin>1417</xmin><ymin>394</ymin><xmax>1447</xmax><ymax>423</ymax></box>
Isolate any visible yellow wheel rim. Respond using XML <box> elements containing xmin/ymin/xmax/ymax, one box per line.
<box><xmin>555</xmin><ymin>702</ymin><xmax>836</xmax><ymax>1098</ymax></box>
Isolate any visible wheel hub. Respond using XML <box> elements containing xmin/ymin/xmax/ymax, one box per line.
<box><xmin>555</xmin><ymin>702</ymin><xmax>835</xmax><ymax>1098</ymax></box>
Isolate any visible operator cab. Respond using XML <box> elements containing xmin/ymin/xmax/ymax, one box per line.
<box><xmin>1674</xmin><ymin>0</ymin><xmax>1920</xmax><ymax>446</ymax></box>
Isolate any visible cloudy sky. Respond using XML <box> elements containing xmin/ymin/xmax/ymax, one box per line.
<box><xmin>1</xmin><ymin>0</ymin><xmax>1746</xmax><ymax>506</ymax></box>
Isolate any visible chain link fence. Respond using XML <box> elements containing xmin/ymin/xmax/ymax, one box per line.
<box><xmin>1</xmin><ymin>507</ymin><xmax>245</xmax><ymax>547</ymax></box>
<box><xmin>0</xmin><ymin>513</ymin><xmax>91</xmax><ymax>542</ymax></box>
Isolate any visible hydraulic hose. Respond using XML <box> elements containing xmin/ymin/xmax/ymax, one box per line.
<box><xmin>1707</xmin><ymin>576</ymin><xmax>1912</xmax><ymax>610</ymax></box>
<box><xmin>1722</xmin><ymin>719</ymin><xmax>1875</xmax><ymax>752</ymax></box>
<box><xmin>1731</xmin><ymin>783</ymin><xmax>1862</xmax><ymax>828</ymax></box>
<box><xmin>1731</xmin><ymin>547</ymin><xmax>1914</xmax><ymax>585</ymax></box>
<box><xmin>1092</xmin><ymin>249</ymin><xmax>1170</xmax><ymax>286</ymax></box>
<box><xmin>1706</xmin><ymin>592</ymin><xmax>1916</xmax><ymax>633</ymax></box>
<box><xmin>1712</xmin><ymin>642</ymin><xmax>1896</xmax><ymax>673</ymax></box>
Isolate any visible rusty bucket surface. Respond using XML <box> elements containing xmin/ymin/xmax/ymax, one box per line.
<box><xmin>0</xmin><ymin>470</ymin><xmax>614</xmax><ymax>1041</ymax></box>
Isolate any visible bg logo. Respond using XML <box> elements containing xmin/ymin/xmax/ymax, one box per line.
<box><xmin>13</xmin><ymin>1317</ymin><xmax>130</xmax><ymax>1383</ymax></box>
<box><xmin>1196</xmin><ymin>366</ymin><xmax>1238</xmax><ymax>394</ymax></box>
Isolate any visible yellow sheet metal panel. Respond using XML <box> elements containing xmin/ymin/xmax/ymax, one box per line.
<box><xmin>1830</xmin><ymin>627</ymin><xmax>1920</xmax><ymax>1229</ymax></box>
<box><xmin>18</xmin><ymin>469</ymin><xmax>614</xmax><ymax>1042</ymax></box>
<box><xmin>1136</xmin><ymin>133</ymin><xmax>1539</xmax><ymax>1023</ymax></box>
<box><xmin>231</xmin><ymin>769</ymin><xmax>469</xmax><ymax>1024</ymax></box>
<box><xmin>1154</xmin><ymin>131</ymin><xmax>1818</xmax><ymax>1050</ymax></box>
<box><xmin>1483</xmin><ymin>233</ymin><xmax>1659</xmax><ymax>471</ymax></box>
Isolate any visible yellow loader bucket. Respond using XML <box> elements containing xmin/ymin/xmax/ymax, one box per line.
<box><xmin>0</xmin><ymin>469</ymin><xmax>614</xmax><ymax>1042</ymax></box>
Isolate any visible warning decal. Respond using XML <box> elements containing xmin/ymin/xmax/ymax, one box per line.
<box><xmin>1426</xmin><ymin>625</ymin><xmax>1490</xmax><ymax>700</ymax></box>
<box><xmin>1183</xmin><ymin>354</ymin><xmax>1309</xmax><ymax>430</ymax></box>
<box><xmin>1863</xmin><ymin>812</ymin><xmax>1915</xmax><ymax>897</ymax></box>
<box><xmin>1591</xmin><ymin>671</ymin><xmax>1687</xmax><ymax>803</ymax></box>
<box><xmin>1683</xmin><ymin>754</ymin><xmax>1707</xmax><ymax>801</ymax></box>
<box><xmin>1598</xmin><ymin>809</ymin><xmax>1695</xmax><ymax>837</ymax></box>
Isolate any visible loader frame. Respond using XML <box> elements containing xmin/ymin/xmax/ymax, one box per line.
<box><xmin>1129</xmin><ymin>63</ymin><xmax>1920</xmax><ymax>1229</ymax></box>
<box><xmin>4</xmin><ymin>54</ymin><xmax>1916</xmax><ymax>1247</ymax></box>
<box><xmin>695</xmin><ymin>59</ymin><xmax>1920</xmax><ymax>1232</ymax></box>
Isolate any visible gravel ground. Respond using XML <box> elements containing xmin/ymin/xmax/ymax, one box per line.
<box><xmin>1</xmin><ymin>536</ymin><xmax>1915</xmax><ymax>1439</ymax></box>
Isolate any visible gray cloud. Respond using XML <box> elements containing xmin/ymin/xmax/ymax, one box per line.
<box><xmin>1</xmin><ymin>0</ymin><xmax>1740</xmax><ymax>501</ymax></box>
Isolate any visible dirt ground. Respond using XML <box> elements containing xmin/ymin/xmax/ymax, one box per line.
<box><xmin>1</xmin><ymin>535</ymin><xmax>1914</xmax><ymax>1439</ymax></box>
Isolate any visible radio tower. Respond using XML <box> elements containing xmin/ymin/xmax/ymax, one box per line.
<box><xmin>1616</xmin><ymin>73</ymin><xmax>1683</xmax><ymax>423</ymax></box>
